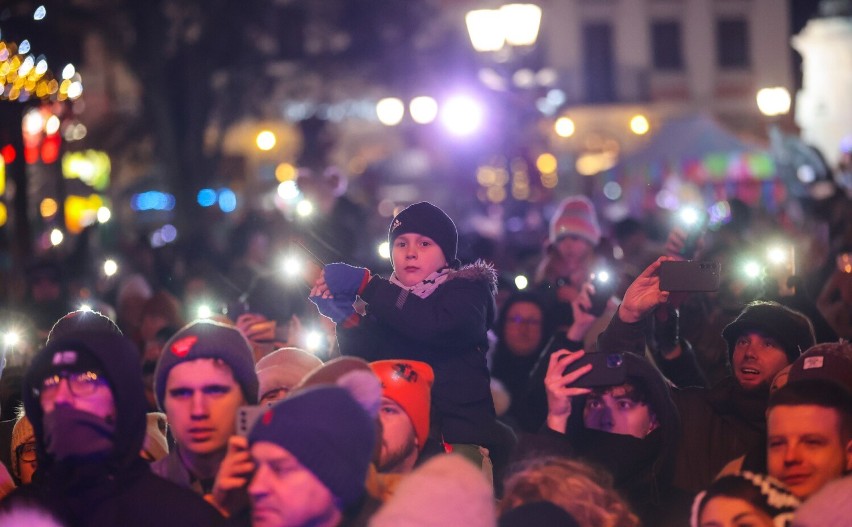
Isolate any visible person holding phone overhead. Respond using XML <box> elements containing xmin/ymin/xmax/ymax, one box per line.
<box><xmin>517</xmin><ymin>347</ymin><xmax>690</xmax><ymax>527</ymax></box>
<box><xmin>597</xmin><ymin>256</ymin><xmax>817</xmax><ymax>496</ymax></box>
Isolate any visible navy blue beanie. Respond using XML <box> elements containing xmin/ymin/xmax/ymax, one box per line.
<box><xmin>155</xmin><ymin>319</ymin><xmax>258</xmax><ymax>408</ymax></box>
<box><xmin>249</xmin><ymin>386</ymin><xmax>376</xmax><ymax>508</ymax></box>
<box><xmin>388</xmin><ymin>202</ymin><xmax>460</xmax><ymax>268</ymax></box>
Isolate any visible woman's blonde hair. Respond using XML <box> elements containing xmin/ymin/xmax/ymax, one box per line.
<box><xmin>499</xmin><ymin>456</ymin><xmax>639</xmax><ymax>527</ymax></box>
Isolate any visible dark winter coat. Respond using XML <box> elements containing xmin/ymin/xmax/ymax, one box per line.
<box><xmin>597</xmin><ymin>312</ymin><xmax>769</xmax><ymax>494</ymax></box>
<box><xmin>2</xmin><ymin>331</ymin><xmax>223</xmax><ymax>527</ymax></box>
<box><xmin>337</xmin><ymin>261</ymin><xmax>499</xmax><ymax>446</ymax></box>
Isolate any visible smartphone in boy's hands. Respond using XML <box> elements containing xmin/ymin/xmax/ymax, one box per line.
<box><xmin>562</xmin><ymin>352</ymin><xmax>628</xmax><ymax>388</ymax></box>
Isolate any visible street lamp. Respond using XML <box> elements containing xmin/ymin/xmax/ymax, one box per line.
<box><xmin>465</xmin><ymin>4</ymin><xmax>542</xmax><ymax>52</ymax></box>
<box><xmin>756</xmin><ymin>87</ymin><xmax>792</xmax><ymax>117</ymax></box>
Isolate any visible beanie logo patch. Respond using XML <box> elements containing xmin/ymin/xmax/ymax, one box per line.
<box><xmin>170</xmin><ymin>336</ymin><xmax>198</xmax><ymax>357</ymax></box>
<box><xmin>52</xmin><ymin>350</ymin><xmax>78</xmax><ymax>366</ymax></box>
<box><xmin>391</xmin><ymin>219</ymin><xmax>401</xmax><ymax>232</ymax></box>
<box><xmin>391</xmin><ymin>363</ymin><xmax>418</xmax><ymax>384</ymax></box>
<box><xmin>803</xmin><ymin>356</ymin><xmax>824</xmax><ymax>370</ymax></box>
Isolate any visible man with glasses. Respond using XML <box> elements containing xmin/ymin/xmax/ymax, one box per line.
<box><xmin>0</xmin><ymin>330</ymin><xmax>223</xmax><ymax>526</ymax></box>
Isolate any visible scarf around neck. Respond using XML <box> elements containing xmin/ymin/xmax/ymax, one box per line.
<box><xmin>389</xmin><ymin>268</ymin><xmax>451</xmax><ymax>299</ymax></box>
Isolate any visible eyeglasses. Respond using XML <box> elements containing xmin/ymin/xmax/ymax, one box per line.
<box><xmin>506</xmin><ymin>315</ymin><xmax>542</xmax><ymax>327</ymax></box>
<box><xmin>35</xmin><ymin>370</ymin><xmax>107</xmax><ymax>399</ymax></box>
<box><xmin>15</xmin><ymin>442</ymin><xmax>37</xmax><ymax>463</ymax></box>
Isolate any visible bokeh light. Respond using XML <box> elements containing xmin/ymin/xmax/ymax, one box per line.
<box><xmin>197</xmin><ymin>188</ymin><xmax>217</xmax><ymax>207</ymax></box>
<box><xmin>103</xmin><ymin>259</ymin><xmax>118</xmax><ymax>277</ymax></box>
<box><xmin>218</xmin><ymin>188</ymin><xmax>237</xmax><ymax>212</ymax></box>
<box><xmin>410</xmin><ymin>96</ymin><xmax>438</xmax><ymax>124</ymax></box>
<box><xmin>50</xmin><ymin>228</ymin><xmax>63</xmax><ymax>246</ymax></box>
<box><xmin>256</xmin><ymin>130</ymin><xmax>277</xmax><ymax>151</ymax></box>
<box><xmin>630</xmin><ymin>114</ymin><xmax>650</xmax><ymax>135</ymax></box>
<box><xmin>554</xmin><ymin>117</ymin><xmax>575</xmax><ymax>138</ymax></box>
<box><xmin>296</xmin><ymin>199</ymin><xmax>314</xmax><ymax>217</ymax></box>
<box><xmin>39</xmin><ymin>197</ymin><xmax>58</xmax><ymax>218</ymax></box>
<box><xmin>440</xmin><ymin>95</ymin><xmax>483</xmax><ymax>137</ymax></box>
<box><xmin>536</xmin><ymin>153</ymin><xmax>557</xmax><ymax>174</ymax></box>
<box><xmin>378</xmin><ymin>241</ymin><xmax>390</xmax><ymax>259</ymax></box>
<box><xmin>97</xmin><ymin>207</ymin><xmax>112</xmax><ymax>223</ymax></box>
<box><xmin>376</xmin><ymin>97</ymin><xmax>405</xmax><ymax>126</ymax></box>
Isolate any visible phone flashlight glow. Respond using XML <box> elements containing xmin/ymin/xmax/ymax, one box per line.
<box><xmin>679</xmin><ymin>206</ymin><xmax>700</xmax><ymax>227</ymax></box>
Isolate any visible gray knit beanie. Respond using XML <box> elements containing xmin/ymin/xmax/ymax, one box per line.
<box><xmin>154</xmin><ymin>319</ymin><xmax>258</xmax><ymax>408</ymax></box>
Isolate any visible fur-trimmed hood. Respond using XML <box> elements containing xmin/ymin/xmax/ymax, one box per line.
<box><xmin>447</xmin><ymin>260</ymin><xmax>498</xmax><ymax>296</ymax></box>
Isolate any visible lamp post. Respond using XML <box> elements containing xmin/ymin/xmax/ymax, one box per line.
<box><xmin>465</xmin><ymin>4</ymin><xmax>543</xmax><ymax>92</ymax></box>
<box><xmin>464</xmin><ymin>4</ymin><xmax>551</xmax><ymax>209</ymax></box>
<box><xmin>465</xmin><ymin>4</ymin><xmax>542</xmax><ymax>53</ymax></box>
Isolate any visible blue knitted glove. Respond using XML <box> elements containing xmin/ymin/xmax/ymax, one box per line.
<box><xmin>310</xmin><ymin>294</ymin><xmax>357</xmax><ymax>324</ymax></box>
<box><xmin>323</xmin><ymin>263</ymin><xmax>371</xmax><ymax>297</ymax></box>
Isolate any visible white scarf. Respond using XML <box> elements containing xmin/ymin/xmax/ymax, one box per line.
<box><xmin>389</xmin><ymin>268</ymin><xmax>451</xmax><ymax>299</ymax></box>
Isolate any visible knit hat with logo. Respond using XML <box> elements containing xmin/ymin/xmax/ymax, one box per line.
<box><xmin>787</xmin><ymin>341</ymin><xmax>852</xmax><ymax>391</ymax></box>
<box><xmin>389</xmin><ymin>202</ymin><xmax>460</xmax><ymax>268</ymax></box>
<box><xmin>154</xmin><ymin>319</ymin><xmax>258</xmax><ymax>409</ymax></box>
<box><xmin>369</xmin><ymin>360</ymin><xmax>434</xmax><ymax>451</ymax></box>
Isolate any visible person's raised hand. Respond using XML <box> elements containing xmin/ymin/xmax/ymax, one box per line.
<box><xmin>566</xmin><ymin>283</ymin><xmax>597</xmax><ymax>341</ymax></box>
<box><xmin>309</xmin><ymin>270</ymin><xmax>331</xmax><ymax>299</ymax></box>
<box><xmin>544</xmin><ymin>350</ymin><xmax>593</xmax><ymax>433</ymax></box>
<box><xmin>209</xmin><ymin>435</ymin><xmax>255</xmax><ymax>517</ymax></box>
<box><xmin>618</xmin><ymin>256</ymin><xmax>672</xmax><ymax>323</ymax></box>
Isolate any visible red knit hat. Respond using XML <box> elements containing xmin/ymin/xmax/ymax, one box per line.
<box><xmin>369</xmin><ymin>360</ymin><xmax>434</xmax><ymax>451</ymax></box>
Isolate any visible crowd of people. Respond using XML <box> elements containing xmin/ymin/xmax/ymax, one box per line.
<box><xmin>0</xmin><ymin>182</ymin><xmax>850</xmax><ymax>526</ymax></box>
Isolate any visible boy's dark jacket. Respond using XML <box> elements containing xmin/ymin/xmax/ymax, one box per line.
<box><xmin>2</xmin><ymin>331</ymin><xmax>223</xmax><ymax>527</ymax></box>
<box><xmin>337</xmin><ymin>261</ymin><xmax>498</xmax><ymax>446</ymax></box>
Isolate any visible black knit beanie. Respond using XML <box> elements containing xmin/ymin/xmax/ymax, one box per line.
<box><xmin>248</xmin><ymin>385</ymin><xmax>376</xmax><ymax>508</ymax></box>
<box><xmin>47</xmin><ymin>309</ymin><xmax>123</xmax><ymax>344</ymax></box>
<box><xmin>388</xmin><ymin>202</ymin><xmax>460</xmax><ymax>268</ymax></box>
<box><xmin>721</xmin><ymin>301</ymin><xmax>816</xmax><ymax>364</ymax></box>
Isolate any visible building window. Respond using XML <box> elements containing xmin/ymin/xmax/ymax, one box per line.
<box><xmin>583</xmin><ymin>22</ymin><xmax>616</xmax><ymax>103</ymax></box>
<box><xmin>651</xmin><ymin>20</ymin><xmax>684</xmax><ymax>71</ymax></box>
<box><xmin>716</xmin><ymin>18</ymin><xmax>750</xmax><ymax>69</ymax></box>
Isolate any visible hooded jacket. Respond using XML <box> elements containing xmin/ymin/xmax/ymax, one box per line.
<box><xmin>598</xmin><ymin>312</ymin><xmax>774</xmax><ymax>494</ymax></box>
<box><xmin>337</xmin><ymin>261</ymin><xmax>499</xmax><ymax>446</ymax></box>
<box><xmin>3</xmin><ymin>331</ymin><xmax>223</xmax><ymax>527</ymax></box>
<box><xmin>523</xmin><ymin>352</ymin><xmax>689</xmax><ymax>525</ymax></box>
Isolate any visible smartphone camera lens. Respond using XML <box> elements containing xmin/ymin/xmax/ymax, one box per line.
<box><xmin>605</xmin><ymin>353</ymin><xmax>623</xmax><ymax>369</ymax></box>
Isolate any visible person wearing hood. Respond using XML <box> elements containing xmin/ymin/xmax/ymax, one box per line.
<box><xmin>308</xmin><ymin>202</ymin><xmax>504</xmax><ymax>478</ymax></box>
<box><xmin>597</xmin><ymin>256</ymin><xmax>817</xmax><ymax>494</ymax></box>
<box><xmin>524</xmin><ymin>348</ymin><xmax>690</xmax><ymax>526</ymax></box>
<box><xmin>0</xmin><ymin>330</ymin><xmax>223</xmax><ymax>527</ymax></box>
